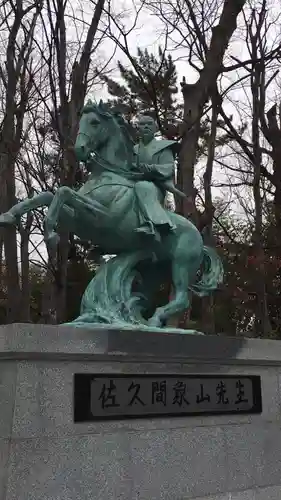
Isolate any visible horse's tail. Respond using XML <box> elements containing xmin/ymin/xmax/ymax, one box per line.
<box><xmin>188</xmin><ymin>245</ymin><xmax>223</xmax><ymax>297</ymax></box>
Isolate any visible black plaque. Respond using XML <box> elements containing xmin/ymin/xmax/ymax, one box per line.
<box><xmin>74</xmin><ymin>374</ymin><xmax>262</xmax><ymax>422</ymax></box>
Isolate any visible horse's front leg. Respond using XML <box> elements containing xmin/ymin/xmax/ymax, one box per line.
<box><xmin>44</xmin><ymin>186</ymin><xmax>107</xmax><ymax>247</ymax></box>
<box><xmin>43</xmin><ymin>187</ymin><xmax>71</xmax><ymax>247</ymax></box>
<box><xmin>0</xmin><ymin>192</ymin><xmax>54</xmax><ymax>226</ymax></box>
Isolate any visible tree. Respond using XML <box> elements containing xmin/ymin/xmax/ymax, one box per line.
<box><xmin>102</xmin><ymin>46</ymin><xmax>182</xmax><ymax>138</ymax></box>
<box><xmin>215</xmin><ymin>0</ymin><xmax>281</xmax><ymax>335</ymax></box>
<box><xmin>104</xmin><ymin>3</ymin><xmax>254</xmax><ymax>328</ymax></box>
<box><xmin>142</xmin><ymin>0</ymin><xmax>247</xmax><ymax>219</ymax></box>
<box><xmin>17</xmin><ymin>0</ymin><xmax>109</xmax><ymax>323</ymax></box>
<box><xmin>0</xmin><ymin>0</ymin><xmax>115</xmax><ymax>323</ymax></box>
<box><xmin>0</xmin><ymin>0</ymin><xmax>44</xmax><ymax>321</ymax></box>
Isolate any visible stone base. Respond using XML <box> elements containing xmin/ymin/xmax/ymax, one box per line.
<box><xmin>1</xmin><ymin>324</ymin><xmax>281</xmax><ymax>499</ymax></box>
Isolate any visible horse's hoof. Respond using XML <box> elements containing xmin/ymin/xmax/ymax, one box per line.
<box><xmin>148</xmin><ymin>316</ymin><xmax>162</xmax><ymax>328</ymax></box>
<box><xmin>45</xmin><ymin>231</ymin><xmax>60</xmax><ymax>248</ymax></box>
<box><xmin>0</xmin><ymin>212</ymin><xmax>16</xmax><ymax>226</ymax></box>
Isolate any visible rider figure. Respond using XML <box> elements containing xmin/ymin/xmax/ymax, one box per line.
<box><xmin>132</xmin><ymin>115</ymin><xmax>184</xmax><ymax>242</ymax></box>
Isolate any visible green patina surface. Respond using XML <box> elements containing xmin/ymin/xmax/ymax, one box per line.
<box><xmin>0</xmin><ymin>101</ymin><xmax>223</xmax><ymax>332</ymax></box>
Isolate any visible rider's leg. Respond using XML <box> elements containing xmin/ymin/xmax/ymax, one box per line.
<box><xmin>0</xmin><ymin>192</ymin><xmax>54</xmax><ymax>225</ymax></box>
<box><xmin>134</xmin><ymin>181</ymin><xmax>176</xmax><ymax>237</ymax></box>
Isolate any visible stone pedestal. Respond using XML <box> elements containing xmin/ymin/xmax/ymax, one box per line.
<box><xmin>1</xmin><ymin>324</ymin><xmax>281</xmax><ymax>499</ymax></box>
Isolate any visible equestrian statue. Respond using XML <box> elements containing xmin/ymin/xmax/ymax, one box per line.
<box><xmin>0</xmin><ymin>100</ymin><xmax>223</xmax><ymax>332</ymax></box>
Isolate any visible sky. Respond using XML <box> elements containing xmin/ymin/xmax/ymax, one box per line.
<box><xmin>93</xmin><ymin>0</ymin><xmax>199</xmax><ymax>99</ymax></box>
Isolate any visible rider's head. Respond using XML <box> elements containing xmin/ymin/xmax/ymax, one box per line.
<box><xmin>137</xmin><ymin>115</ymin><xmax>157</xmax><ymax>144</ymax></box>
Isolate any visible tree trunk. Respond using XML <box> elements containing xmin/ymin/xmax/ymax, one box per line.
<box><xmin>200</xmin><ymin>95</ymin><xmax>219</xmax><ymax>334</ymax></box>
<box><xmin>175</xmin><ymin>0</ymin><xmax>246</xmax><ymax>329</ymax></box>
<box><xmin>43</xmin><ymin>0</ymin><xmax>106</xmax><ymax>323</ymax></box>
<box><xmin>251</xmin><ymin>49</ymin><xmax>272</xmax><ymax>337</ymax></box>
<box><xmin>20</xmin><ymin>217</ymin><xmax>33</xmax><ymax>323</ymax></box>
<box><xmin>0</xmin><ymin>0</ymin><xmax>42</xmax><ymax>322</ymax></box>
<box><xmin>178</xmin><ymin>0</ymin><xmax>246</xmax><ymax>219</ymax></box>
<box><xmin>41</xmin><ymin>251</ymin><xmax>58</xmax><ymax>324</ymax></box>
<box><xmin>177</xmin><ymin>83</ymin><xmax>203</xmax><ymax>221</ymax></box>
<box><xmin>0</xmin><ymin>146</ymin><xmax>21</xmax><ymax>322</ymax></box>
<box><xmin>55</xmin><ymin>231</ymin><xmax>69</xmax><ymax>323</ymax></box>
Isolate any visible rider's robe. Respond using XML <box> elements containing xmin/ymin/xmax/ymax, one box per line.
<box><xmin>133</xmin><ymin>138</ymin><xmax>178</xmax><ymax>234</ymax></box>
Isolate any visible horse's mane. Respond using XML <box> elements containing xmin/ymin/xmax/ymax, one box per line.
<box><xmin>81</xmin><ymin>100</ymin><xmax>134</xmax><ymax>154</ymax></box>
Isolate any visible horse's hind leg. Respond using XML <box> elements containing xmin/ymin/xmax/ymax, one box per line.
<box><xmin>0</xmin><ymin>192</ymin><xmax>54</xmax><ymax>226</ymax></box>
<box><xmin>148</xmin><ymin>232</ymin><xmax>203</xmax><ymax>328</ymax></box>
<box><xmin>148</xmin><ymin>258</ymin><xmax>190</xmax><ymax>328</ymax></box>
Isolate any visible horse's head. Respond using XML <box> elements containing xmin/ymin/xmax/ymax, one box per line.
<box><xmin>74</xmin><ymin>100</ymin><xmax>134</xmax><ymax>167</ymax></box>
<box><xmin>74</xmin><ymin>100</ymin><xmax>108</xmax><ymax>162</ymax></box>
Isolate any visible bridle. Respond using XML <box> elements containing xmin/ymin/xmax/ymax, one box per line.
<box><xmin>76</xmin><ymin>131</ymin><xmax>143</xmax><ymax>181</ymax></box>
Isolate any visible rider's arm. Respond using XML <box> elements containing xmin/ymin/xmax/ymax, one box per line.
<box><xmin>147</xmin><ymin>147</ymin><xmax>175</xmax><ymax>180</ymax></box>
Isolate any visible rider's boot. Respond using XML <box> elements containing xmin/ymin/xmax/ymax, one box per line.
<box><xmin>135</xmin><ymin>225</ymin><xmax>161</xmax><ymax>243</ymax></box>
<box><xmin>135</xmin><ymin>220</ymin><xmax>175</xmax><ymax>242</ymax></box>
